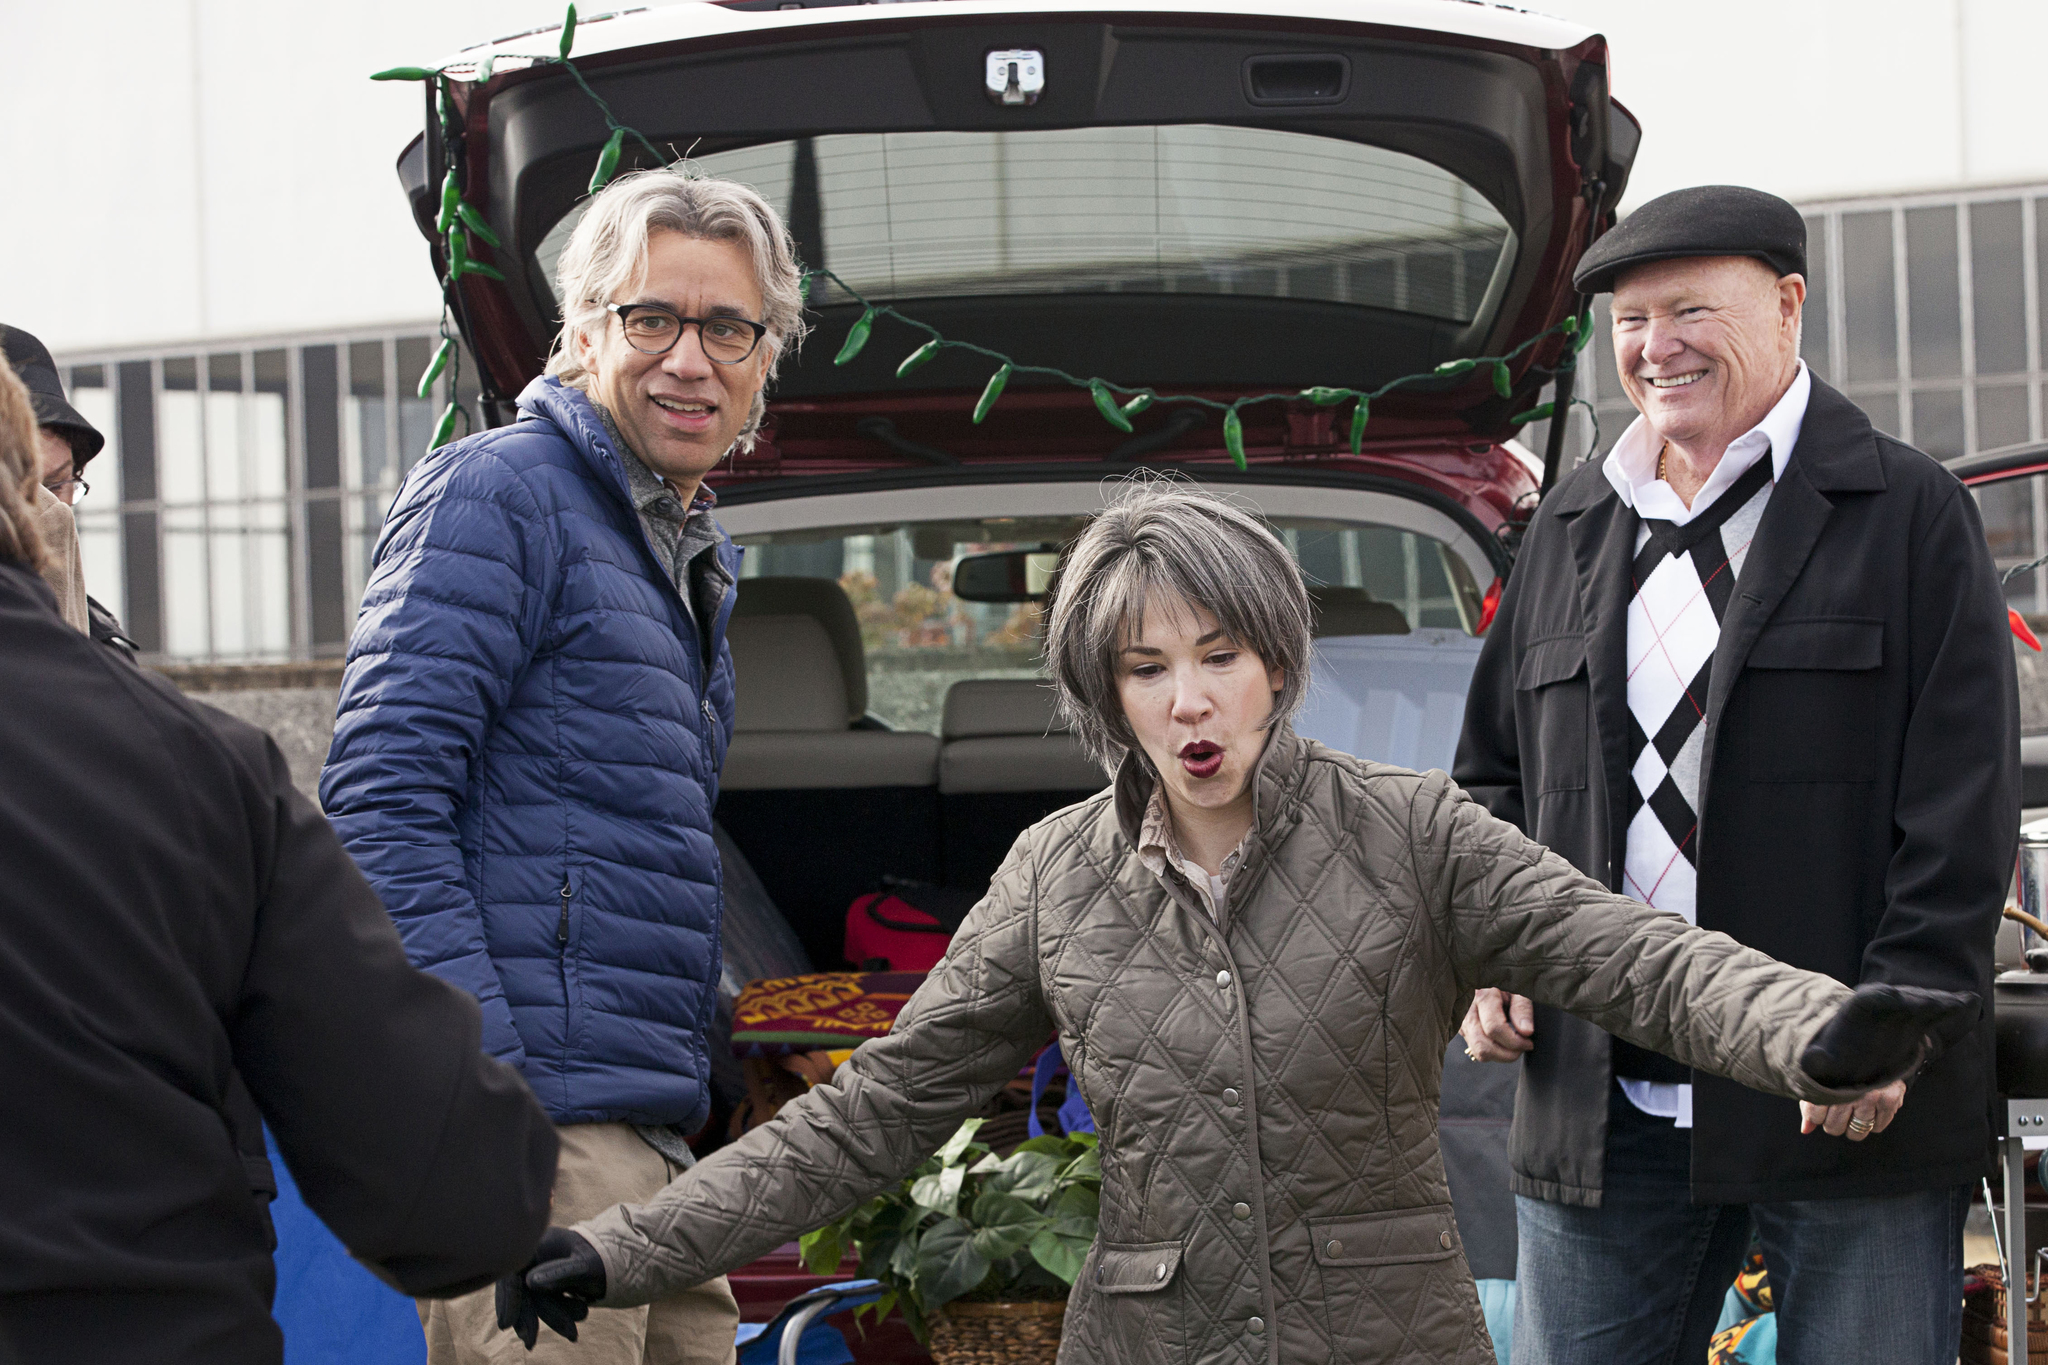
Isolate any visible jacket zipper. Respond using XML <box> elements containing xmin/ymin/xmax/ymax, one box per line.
<box><xmin>557</xmin><ymin>882</ymin><xmax>573</xmax><ymax>947</ymax></box>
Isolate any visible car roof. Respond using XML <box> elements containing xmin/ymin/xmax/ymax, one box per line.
<box><xmin>434</xmin><ymin>0</ymin><xmax>1597</xmax><ymax>72</ymax></box>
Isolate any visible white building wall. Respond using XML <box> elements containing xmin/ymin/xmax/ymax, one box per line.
<box><xmin>6</xmin><ymin>0</ymin><xmax>2046</xmax><ymax>353</ymax></box>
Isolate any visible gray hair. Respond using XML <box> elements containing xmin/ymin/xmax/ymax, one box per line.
<box><xmin>1044</xmin><ymin>477</ymin><xmax>1313</xmax><ymax>769</ymax></box>
<box><xmin>545</xmin><ymin>168</ymin><xmax>810</xmax><ymax>452</ymax></box>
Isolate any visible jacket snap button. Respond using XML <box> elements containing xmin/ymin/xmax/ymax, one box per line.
<box><xmin>1249</xmin><ymin>1316</ymin><xmax>1266</xmax><ymax>1333</ymax></box>
<box><xmin>1216</xmin><ymin>970</ymin><xmax>1232</xmax><ymax>989</ymax></box>
<box><xmin>1327</xmin><ymin>1240</ymin><xmax>1343</xmax><ymax>1257</ymax></box>
<box><xmin>1440</xmin><ymin>1231</ymin><xmax>1454</xmax><ymax>1250</ymax></box>
<box><xmin>1154</xmin><ymin>1263</ymin><xmax>1167</xmax><ymax>1281</ymax></box>
<box><xmin>1095</xmin><ymin>1268</ymin><xmax>1103</xmax><ymax>1284</ymax></box>
<box><xmin>1222</xmin><ymin>1087</ymin><xmax>1240</xmax><ymax>1106</ymax></box>
<box><xmin>1233</xmin><ymin>1201</ymin><xmax>1251</xmax><ymax>1220</ymax></box>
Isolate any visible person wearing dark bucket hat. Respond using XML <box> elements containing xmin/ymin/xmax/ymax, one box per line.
<box><xmin>1455</xmin><ymin>183</ymin><xmax>2016</xmax><ymax>1365</ymax></box>
<box><xmin>1</xmin><ymin>323</ymin><xmax>138</xmax><ymax>656</ymax></box>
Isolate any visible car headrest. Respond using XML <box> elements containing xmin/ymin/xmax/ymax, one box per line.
<box><xmin>727</xmin><ymin>615</ymin><xmax>849</xmax><ymax>733</ymax></box>
<box><xmin>1309</xmin><ymin>585</ymin><xmax>1411</xmax><ymax>637</ymax></box>
<box><xmin>733</xmin><ymin>576</ymin><xmax>867</xmax><ymax>722</ymax></box>
<box><xmin>943</xmin><ymin>678</ymin><xmax>1071</xmax><ymax>740</ymax></box>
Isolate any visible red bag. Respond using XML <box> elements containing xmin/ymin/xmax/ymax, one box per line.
<box><xmin>844</xmin><ymin>881</ymin><xmax>977</xmax><ymax>972</ymax></box>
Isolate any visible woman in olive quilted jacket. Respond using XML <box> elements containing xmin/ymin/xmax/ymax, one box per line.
<box><xmin>508</xmin><ymin>481</ymin><xmax>1972</xmax><ymax>1365</ymax></box>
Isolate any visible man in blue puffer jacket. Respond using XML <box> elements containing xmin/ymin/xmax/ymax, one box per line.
<box><xmin>321</xmin><ymin>169</ymin><xmax>809</xmax><ymax>1365</ymax></box>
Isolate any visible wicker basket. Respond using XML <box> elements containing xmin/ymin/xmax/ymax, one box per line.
<box><xmin>927</xmin><ymin>1300</ymin><xmax>1066</xmax><ymax>1365</ymax></box>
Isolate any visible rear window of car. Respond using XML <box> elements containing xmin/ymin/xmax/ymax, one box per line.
<box><xmin>737</xmin><ymin>514</ymin><xmax>1480</xmax><ymax>734</ymax></box>
<box><xmin>538</xmin><ymin>125</ymin><xmax>1513</xmax><ymax>325</ymax></box>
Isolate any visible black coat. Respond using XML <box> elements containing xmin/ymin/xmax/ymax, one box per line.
<box><xmin>1454</xmin><ymin>377</ymin><xmax>2020</xmax><ymax>1205</ymax></box>
<box><xmin>0</xmin><ymin>562</ymin><xmax>559</xmax><ymax>1364</ymax></box>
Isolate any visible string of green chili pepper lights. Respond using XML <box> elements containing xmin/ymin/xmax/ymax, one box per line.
<box><xmin>375</xmin><ymin>3</ymin><xmax>1596</xmax><ymax>468</ymax></box>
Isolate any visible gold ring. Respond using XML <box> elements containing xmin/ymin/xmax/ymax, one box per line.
<box><xmin>1847</xmin><ymin>1117</ymin><xmax>1874</xmax><ymax>1133</ymax></box>
<box><xmin>1465</xmin><ymin>1049</ymin><xmax>1480</xmax><ymax>1062</ymax></box>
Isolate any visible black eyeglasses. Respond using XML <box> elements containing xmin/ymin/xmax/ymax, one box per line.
<box><xmin>607</xmin><ymin>303</ymin><xmax>769</xmax><ymax>365</ymax></box>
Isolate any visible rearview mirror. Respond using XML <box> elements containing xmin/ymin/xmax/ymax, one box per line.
<box><xmin>951</xmin><ymin>548</ymin><xmax>1061</xmax><ymax>603</ymax></box>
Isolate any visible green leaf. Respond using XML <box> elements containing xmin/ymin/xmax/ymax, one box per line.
<box><xmin>371</xmin><ymin>66</ymin><xmax>438</xmax><ymax>82</ymax></box>
<box><xmin>834</xmin><ymin>308</ymin><xmax>876</xmax><ymax>366</ymax></box>
<box><xmin>1509</xmin><ymin>402</ymin><xmax>1556</xmax><ymax>424</ymax></box>
<box><xmin>1066</xmin><ymin>1131</ymin><xmax>1098</xmax><ymax>1149</ymax></box>
<box><xmin>896</xmin><ymin>339</ymin><xmax>943</xmax><ymax>379</ymax></box>
<box><xmin>1121</xmin><ymin>392</ymin><xmax>1154</xmax><ymax>419</ymax></box>
<box><xmin>1435</xmin><ymin>357</ymin><xmax>1478</xmax><ymax>376</ymax></box>
<box><xmin>1090</xmin><ymin>380</ymin><xmax>1134</xmax><ymax>434</ymax></box>
<box><xmin>1223</xmin><ymin>407</ymin><xmax>1246</xmax><ymax>470</ymax></box>
<box><xmin>1056</xmin><ymin>1147</ymin><xmax>1101</xmax><ymax>1186</ymax></box>
<box><xmin>1301</xmin><ymin>386</ymin><xmax>1350</xmax><ymax>406</ymax></box>
<box><xmin>415</xmin><ymin>338</ymin><xmax>454</xmax><ymax>400</ymax></box>
<box><xmin>1491</xmin><ymin>360</ymin><xmax>1512</xmax><ymax>398</ymax></box>
<box><xmin>1028</xmin><ymin>1228</ymin><xmax>1092</xmax><ymax>1284</ymax></box>
<box><xmin>456</xmin><ymin>201</ymin><xmax>501</xmax><ymax>248</ymax></box>
<box><xmin>910</xmin><ymin>1162</ymin><xmax>966</xmax><ymax>1217</ymax></box>
<box><xmin>979</xmin><ymin>1151</ymin><xmax>1061</xmax><ymax>1202</ymax></box>
<box><xmin>588</xmin><ymin>127</ymin><xmax>625</xmax><ymax>195</ymax></box>
<box><xmin>559</xmin><ymin>2</ymin><xmax>578</xmax><ymax>59</ymax></box>
<box><xmin>915</xmin><ymin>1219</ymin><xmax>991</xmax><ymax>1309</ymax></box>
<box><xmin>968</xmin><ymin>1191</ymin><xmax>1045</xmax><ymax>1262</ymax></box>
<box><xmin>798</xmin><ymin>1222</ymin><xmax>848</xmax><ymax>1276</ymax></box>
<box><xmin>1349</xmin><ymin>399</ymin><xmax>1370</xmax><ymax>454</ymax></box>
<box><xmin>1010</xmin><ymin>1135</ymin><xmax>1078</xmax><ymax>1159</ymax></box>
<box><xmin>1048</xmin><ymin>1188</ymin><xmax>1098</xmax><ymax>1248</ymax></box>
<box><xmin>428</xmin><ymin>403</ymin><xmax>459</xmax><ymax>453</ymax></box>
<box><xmin>972</xmin><ymin>364</ymin><xmax>1011</xmax><ymax>423</ymax></box>
<box><xmin>934</xmin><ymin>1118</ymin><xmax>985</xmax><ymax>1167</ymax></box>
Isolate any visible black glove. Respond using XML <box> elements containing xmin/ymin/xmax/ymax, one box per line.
<box><xmin>496</xmin><ymin>1227</ymin><xmax>604</xmax><ymax>1350</ymax></box>
<box><xmin>1799</xmin><ymin>982</ymin><xmax>1979</xmax><ymax>1090</ymax></box>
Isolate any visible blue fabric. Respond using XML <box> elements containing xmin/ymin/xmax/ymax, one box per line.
<box><xmin>321</xmin><ymin>376</ymin><xmax>739</xmax><ymax>1127</ymax></box>
<box><xmin>1474</xmin><ymin>1279</ymin><xmax>1514</xmax><ymax>1365</ymax></box>
<box><xmin>266</xmin><ymin>1128</ymin><xmax>425</xmax><ymax>1365</ymax></box>
<box><xmin>1026</xmin><ymin>1043</ymin><xmax>1096</xmax><ymax>1139</ymax></box>
<box><xmin>1713</xmin><ymin>1285</ymin><xmax>1779</xmax><ymax>1363</ymax></box>
<box><xmin>1512</xmin><ymin>1090</ymin><xmax>1970</xmax><ymax>1365</ymax></box>
<box><xmin>733</xmin><ymin>1282</ymin><xmax>883</xmax><ymax>1365</ymax></box>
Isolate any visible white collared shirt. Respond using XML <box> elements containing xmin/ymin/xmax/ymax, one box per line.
<box><xmin>1602</xmin><ymin>361</ymin><xmax>1811</xmax><ymax>1129</ymax></box>
<box><xmin>1602</xmin><ymin>362</ymin><xmax>1811</xmax><ymax>526</ymax></box>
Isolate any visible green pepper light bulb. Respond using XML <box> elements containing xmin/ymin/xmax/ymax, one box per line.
<box><xmin>589</xmin><ymin>128</ymin><xmax>625</xmax><ymax>195</ymax></box>
<box><xmin>896</xmin><ymin>340</ymin><xmax>943</xmax><ymax>379</ymax></box>
<box><xmin>1090</xmin><ymin>381</ymin><xmax>1134</xmax><ymax>434</ymax></box>
<box><xmin>972</xmin><ymin>365</ymin><xmax>1012</xmax><ymax>424</ymax></box>
<box><xmin>1492</xmin><ymin>361</ymin><xmax>1513</xmax><ymax>398</ymax></box>
<box><xmin>560</xmin><ymin>3</ymin><xmax>578</xmax><ymax>59</ymax></box>
<box><xmin>834</xmin><ymin>309</ymin><xmax>876</xmax><ymax>366</ymax></box>
<box><xmin>1350</xmin><ymin>400</ymin><xmax>1370</xmax><ymax>454</ymax></box>
<box><xmin>417</xmin><ymin>339</ymin><xmax>454</xmax><ymax>400</ymax></box>
<box><xmin>1223</xmin><ymin>408</ymin><xmax>1246</xmax><ymax>470</ymax></box>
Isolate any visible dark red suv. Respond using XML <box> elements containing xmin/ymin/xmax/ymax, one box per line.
<box><xmin>400</xmin><ymin>1</ymin><xmax>1636</xmax><ymax>1355</ymax></box>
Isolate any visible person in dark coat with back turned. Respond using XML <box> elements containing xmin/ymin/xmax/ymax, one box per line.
<box><xmin>0</xmin><ymin>353</ymin><xmax>560</xmax><ymax>1364</ymax></box>
<box><xmin>1453</xmin><ymin>186</ymin><xmax>2020</xmax><ymax>1365</ymax></box>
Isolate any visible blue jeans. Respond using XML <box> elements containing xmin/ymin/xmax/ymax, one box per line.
<box><xmin>1512</xmin><ymin>1085</ymin><xmax>1968</xmax><ymax>1365</ymax></box>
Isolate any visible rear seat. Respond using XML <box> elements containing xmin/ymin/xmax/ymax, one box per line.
<box><xmin>1309</xmin><ymin>584</ymin><xmax>1410</xmax><ymax>636</ymax></box>
<box><xmin>716</xmin><ymin>586</ymin><xmax>941</xmax><ymax>969</ymax></box>
<box><xmin>938</xmin><ymin>679</ymin><xmax>1107</xmax><ymax>892</ymax></box>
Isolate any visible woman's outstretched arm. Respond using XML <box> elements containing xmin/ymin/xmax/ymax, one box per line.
<box><xmin>572</xmin><ymin>839</ymin><xmax>1055</xmax><ymax>1309</ymax></box>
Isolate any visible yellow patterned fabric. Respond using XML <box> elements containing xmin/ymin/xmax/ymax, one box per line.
<box><xmin>728</xmin><ymin>972</ymin><xmax>923</xmax><ymax>1057</ymax></box>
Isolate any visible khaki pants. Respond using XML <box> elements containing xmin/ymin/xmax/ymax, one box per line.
<box><xmin>420</xmin><ymin>1121</ymin><xmax>739</xmax><ymax>1365</ymax></box>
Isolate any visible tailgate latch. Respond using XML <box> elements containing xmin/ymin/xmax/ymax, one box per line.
<box><xmin>985</xmin><ymin>49</ymin><xmax>1044</xmax><ymax>106</ymax></box>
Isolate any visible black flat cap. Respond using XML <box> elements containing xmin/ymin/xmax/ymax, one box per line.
<box><xmin>1573</xmin><ymin>185</ymin><xmax>1806</xmax><ymax>295</ymax></box>
<box><xmin>1</xmin><ymin>324</ymin><xmax>104</xmax><ymax>465</ymax></box>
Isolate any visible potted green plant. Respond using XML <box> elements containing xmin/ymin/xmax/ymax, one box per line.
<box><xmin>798</xmin><ymin>1117</ymin><xmax>1099</xmax><ymax>1363</ymax></box>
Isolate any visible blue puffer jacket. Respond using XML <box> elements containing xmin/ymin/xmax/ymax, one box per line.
<box><xmin>321</xmin><ymin>376</ymin><xmax>737</xmax><ymax>1129</ymax></box>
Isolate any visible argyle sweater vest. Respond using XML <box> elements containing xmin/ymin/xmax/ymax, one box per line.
<box><xmin>1610</xmin><ymin>454</ymin><xmax>1775</xmax><ymax>1085</ymax></box>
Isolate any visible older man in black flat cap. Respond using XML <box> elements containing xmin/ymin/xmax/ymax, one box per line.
<box><xmin>1455</xmin><ymin>185</ymin><xmax>2018</xmax><ymax>1364</ymax></box>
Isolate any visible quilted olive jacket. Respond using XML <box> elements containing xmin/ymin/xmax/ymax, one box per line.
<box><xmin>578</xmin><ymin>729</ymin><xmax>1864</xmax><ymax>1364</ymax></box>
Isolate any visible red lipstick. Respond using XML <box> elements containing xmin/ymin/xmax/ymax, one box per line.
<box><xmin>1179</xmin><ymin>740</ymin><xmax>1223</xmax><ymax>779</ymax></box>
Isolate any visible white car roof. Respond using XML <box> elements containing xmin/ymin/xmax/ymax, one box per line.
<box><xmin>438</xmin><ymin>0</ymin><xmax>1594</xmax><ymax>73</ymax></box>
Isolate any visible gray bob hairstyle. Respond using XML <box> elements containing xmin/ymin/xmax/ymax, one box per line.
<box><xmin>1044</xmin><ymin>478</ymin><xmax>1313</xmax><ymax>769</ymax></box>
<box><xmin>545</xmin><ymin>168</ymin><xmax>810</xmax><ymax>452</ymax></box>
